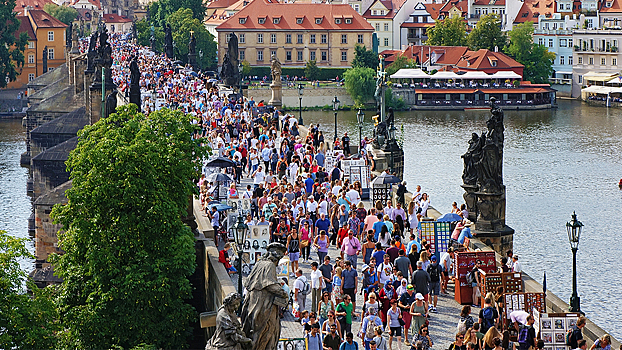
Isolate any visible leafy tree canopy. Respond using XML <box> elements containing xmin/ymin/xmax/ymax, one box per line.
<box><xmin>425</xmin><ymin>16</ymin><xmax>468</xmax><ymax>47</ymax></box>
<box><xmin>504</xmin><ymin>22</ymin><xmax>555</xmax><ymax>83</ymax></box>
<box><xmin>352</xmin><ymin>45</ymin><xmax>379</xmax><ymax>69</ymax></box>
<box><xmin>305</xmin><ymin>60</ymin><xmax>320</xmax><ymax>80</ymax></box>
<box><xmin>168</xmin><ymin>8</ymin><xmax>217</xmax><ymax>69</ymax></box>
<box><xmin>135</xmin><ymin>18</ymin><xmax>164</xmax><ymax>52</ymax></box>
<box><xmin>386</xmin><ymin>54</ymin><xmax>418</xmax><ymax>77</ymax></box>
<box><xmin>0</xmin><ymin>0</ymin><xmax>28</xmax><ymax>88</ymax></box>
<box><xmin>148</xmin><ymin>0</ymin><xmax>206</xmax><ymax>26</ymax></box>
<box><xmin>344</xmin><ymin>67</ymin><xmax>375</xmax><ymax>107</ymax></box>
<box><xmin>51</xmin><ymin>105</ymin><xmax>208</xmax><ymax>349</ymax></box>
<box><xmin>43</xmin><ymin>3</ymin><xmax>78</xmax><ymax>25</ymax></box>
<box><xmin>467</xmin><ymin>13</ymin><xmax>506</xmax><ymax>51</ymax></box>
<box><xmin>0</xmin><ymin>231</ymin><xmax>59</xmax><ymax>349</ymax></box>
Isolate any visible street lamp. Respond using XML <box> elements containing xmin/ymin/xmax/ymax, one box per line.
<box><xmin>356</xmin><ymin>108</ymin><xmax>365</xmax><ymax>157</ymax></box>
<box><xmin>566</xmin><ymin>211</ymin><xmax>583</xmax><ymax>313</ymax></box>
<box><xmin>232</xmin><ymin>215</ymin><xmax>249</xmax><ymax>298</ymax></box>
<box><xmin>332</xmin><ymin>96</ymin><xmax>340</xmax><ymax>142</ymax></box>
<box><xmin>298</xmin><ymin>83</ymin><xmax>304</xmax><ymax>125</ymax></box>
<box><xmin>238</xmin><ymin>63</ymin><xmax>244</xmax><ymax>100</ymax></box>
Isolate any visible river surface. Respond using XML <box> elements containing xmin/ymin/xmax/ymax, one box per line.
<box><xmin>1</xmin><ymin>100</ymin><xmax>620</xmax><ymax>338</ymax></box>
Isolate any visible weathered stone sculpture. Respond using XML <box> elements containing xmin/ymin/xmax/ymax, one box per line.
<box><xmin>85</xmin><ymin>31</ymin><xmax>98</xmax><ymax>74</ymax></box>
<box><xmin>188</xmin><ymin>30</ymin><xmax>197</xmax><ymax>71</ymax></box>
<box><xmin>268</xmin><ymin>54</ymin><xmax>282</xmax><ymax>107</ymax></box>
<box><xmin>105</xmin><ymin>90</ymin><xmax>117</xmax><ymax>118</ymax></box>
<box><xmin>66</xmin><ymin>22</ymin><xmax>73</xmax><ymax>49</ymax></box>
<box><xmin>129</xmin><ymin>56</ymin><xmax>141</xmax><ymax>111</ymax></box>
<box><xmin>150</xmin><ymin>25</ymin><xmax>156</xmax><ymax>52</ymax></box>
<box><xmin>221</xmin><ymin>32</ymin><xmax>239</xmax><ymax>86</ymax></box>
<box><xmin>42</xmin><ymin>46</ymin><xmax>48</xmax><ymax>73</ymax></box>
<box><xmin>70</xmin><ymin>25</ymin><xmax>80</xmax><ymax>54</ymax></box>
<box><xmin>240</xmin><ymin>243</ymin><xmax>288</xmax><ymax>350</ymax></box>
<box><xmin>94</xmin><ymin>28</ymin><xmax>114</xmax><ymax>87</ymax></box>
<box><xmin>205</xmin><ymin>293</ymin><xmax>252</xmax><ymax>350</ymax></box>
<box><xmin>164</xmin><ymin>24</ymin><xmax>174</xmax><ymax>59</ymax></box>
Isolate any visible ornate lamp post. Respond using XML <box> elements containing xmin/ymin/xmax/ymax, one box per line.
<box><xmin>238</xmin><ymin>63</ymin><xmax>244</xmax><ymax>99</ymax></box>
<box><xmin>298</xmin><ymin>83</ymin><xmax>304</xmax><ymax>125</ymax></box>
<box><xmin>232</xmin><ymin>215</ymin><xmax>249</xmax><ymax>297</ymax></box>
<box><xmin>332</xmin><ymin>96</ymin><xmax>340</xmax><ymax>142</ymax></box>
<box><xmin>566</xmin><ymin>211</ymin><xmax>583</xmax><ymax>313</ymax></box>
<box><xmin>356</xmin><ymin>108</ymin><xmax>365</xmax><ymax>156</ymax></box>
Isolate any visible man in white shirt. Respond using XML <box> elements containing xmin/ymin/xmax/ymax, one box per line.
<box><xmin>252</xmin><ymin>166</ymin><xmax>265</xmax><ymax>186</ymax></box>
<box><xmin>332</xmin><ymin>180</ymin><xmax>343</xmax><ymax>197</ymax></box>
<box><xmin>512</xmin><ymin>255</ymin><xmax>522</xmax><ymax>273</ymax></box>
<box><xmin>306</xmin><ymin>197</ymin><xmax>319</xmax><ymax>221</ymax></box>
<box><xmin>346</xmin><ymin>185</ymin><xmax>361</xmax><ymax>206</ymax></box>
<box><xmin>310</xmin><ymin>262</ymin><xmax>323</xmax><ymax>313</ymax></box>
<box><xmin>412</xmin><ymin>185</ymin><xmax>422</xmax><ymax>202</ymax></box>
<box><xmin>294</xmin><ymin>268</ymin><xmax>308</xmax><ymax>312</ymax></box>
<box><xmin>317</xmin><ymin>196</ymin><xmax>328</xmax><ymax>217</ymax></box>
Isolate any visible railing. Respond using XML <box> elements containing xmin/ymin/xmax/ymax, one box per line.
<box><xmin>549</xmin><ymin>78</ymin><xmax>572</xmax><ymax>85</ymax></box>
<box><xmin>415</xmin><ymin>99</ymin><xmax>549</xmax><ymax>106</ymax></box>
<box><xmin>574</xmin><ymin>46</ymin><xmax>619</xmax><ymax>52</ymax></box>
<box><xmin>395</xmin><ymin>82</ymin><xmax>522</xmax><ymax>89</ymax></box>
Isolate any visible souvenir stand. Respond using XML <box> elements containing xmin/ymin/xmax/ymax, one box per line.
<box><xmin>454</xmin><ymin>251</ymin><xmax>497</xmax><ymax>305</ymax></box>
<box><xmin>242</xmin><ymin>225</ymin><xmax>271</xmax><ymax>271</ymax></box>
<box><xmin>480</xmin><ymin>272</ymin><xmax>523</xmax><ymax>306</ymax></box>
<box><xmin>534</xmin><ymin>310</ymin><xmax>581</xmax><ymax>350</ymax></box>
<box><xmin>503</xmin><ymin>292</ymin><xmax>546</xmax><ymax>340</ymax></box>
<box><xmin>418</xmin><ymin>221</ymin><xmax>452</xmax><ymax>260</ymax></box>
<box><xmin>371</xmin><ymin>178</ymin><xmax>391</xmax><ymax>205</ymax></box>
<box><xmin>343</xmin><ymin>158</ymin><xmax>371</xmax><ymax>200</ymax></box>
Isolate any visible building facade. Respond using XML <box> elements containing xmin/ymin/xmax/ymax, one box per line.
<box><xmin>401</xmin><ymin>2</ymin><xmax>438</xmax><ymax>46</ymax></box>
<box><xmin>216</xmin><ymin>0</ymin><xmax>374</xmax><ymax>68</ymax></box>
<box><xmin>363</xmin><ymin>0</ymin><xmax>418</xmax><ymax>51</ymax></box>
<box><xmin>533</xmin><ymin>13</ymin><xmax>579</xmax><ymax>84</ymax></box>
<box><xmin>572</xmin><ymin>29</ymin><xmax>622</xmax><ymax>96</ymax></box>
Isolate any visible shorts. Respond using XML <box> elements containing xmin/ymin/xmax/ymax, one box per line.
<box><xmin>289</xmin><ymin>252</ymin><xmax>300</xmax><ymax>261</ymax></box>
<box><xmin>472</xmin><ymin>282</ymin><xmax>478</xmax><ymax>288</ymax></box>
<box><xmin>390</xmin><ymin>326</ymin><xmax>402</xmax><ymax>337</ymax></box>
<box><xmin>343</xmin><ymin>287</ymin><xmax>356</xmax><ymax>302</ymax></box>
<box><xmin>429</xmin><ymin>282</ymin><xmax>440</xmax><ymax>296</ymax></box>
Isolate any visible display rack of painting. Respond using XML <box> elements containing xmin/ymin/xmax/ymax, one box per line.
<box><xmin>534</xmin><ymin>310</ymin><xmax>581</xmax><ymax>350</ymax></box>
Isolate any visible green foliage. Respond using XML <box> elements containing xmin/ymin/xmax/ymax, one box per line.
<box><xmin>0</xmin><ymin>231</ymin><xmax>59</xmax><ymax>349</ymax></box>
<box><xmin>241</xmin><ymin>60</ymin><xmax>251</xmax><ymax>76</ymax></box>
<box><xmin>467</xmin><ymin>14</ymin><xmax>506</xmax><ymax>51</ymax></box>
<box><xmin>352</xmin><ymin>45</ymin><xmax>379</xmax><ymax>69</ymax></box>
<box><xmin>0</xmin><ymin>0</ymin><xmax>28</xmax><ymax>88</ymax></box>
<box><xmin>43</xmin><ymin>3</ymin><xmax>78</xmax><ymax>25</ymax></box>
<box><xmin>504</xmin><ymin>22</ymin><xmax>555</xmax><ymax>84</ymax></box>
<box><xmin>168</xmin><ymin>8</ymin><xmax>217</xmax><ymax>69</ymax></box>
<box><xmin>385</xmin><ymin>88</ymin><xmax>405</xmax><ymax>110</ymax></box>
<box><xmin>51</xmin><ymin>105</ymin><xmax>208</xmax><ymax>349</ymax></box>
<box><xmin>135</xmin><ymin>18</ymin><xmax>164</xmax><ymax>52</ymax></box>
<box><xmin>148</xmin><ymin>0</ymin><xmax>207</xmax><ymax>26</ymax></box>
<box><xmin>305</xmin><ymin>60</ymin><xmax>320</xmax><ymax>80</ymax></box>
<box><xmin>386</xmin><ymin>55</ymin><xmax>418</xmax><ymax>78</ymax></box>
<box><xmin>425</xmin><ymin>16</ymin><xmax>468</xmax><ymax>47</ymax></box>
<box><xmin>344</xmin><ymin>67</ymin><xmax>375</xmax><ymax>107</ymax></box>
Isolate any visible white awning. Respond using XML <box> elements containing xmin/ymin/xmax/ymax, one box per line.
<box><xmin>430</xmin><ymin>71</ymin><xmax>459</xmax><ymax>79</ymax></box>
<box><xmin>583</xmin><ymin>71</ymin><xmax>619</xmax><ymax>82</ymax></box>
<box><xmin>490</xmin><ymin>71</ymin><xmax>522</xmax><ymax>79</ymax></box>
<box><xmin>390</xmin><ymin>68</ymin><xmax>430</xmax><ymax>79</ymax></box>
<box><xmin>556</xmin><ymin>71</ymin><xmax>573</xmax><ymax>75</ymax></box>
<box><xmin>459</xmin><ymin>71</ymin><xmax>492</xmax><ymax>79</ymax></box>
<box><xmin>582</xmin><ymin>86</ymin><xmax>622</xmax><ymax>94</ymax></box>
<box><xmin>606</xmin><ymin>76</ymin><xmax>622</xmax><ymax>84</ymax></box>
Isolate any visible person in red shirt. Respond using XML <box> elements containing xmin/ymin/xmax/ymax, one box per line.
<box><xmin>219</xmin><ymin>242</ymin><xmax>237</xmax><ymax>275</ymax></box>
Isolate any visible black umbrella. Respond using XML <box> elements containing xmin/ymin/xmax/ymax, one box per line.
<box><xmin>205</xmin><ymin>156</ymin><xmax>236</xmax><ymax>168</ymax></box>
<box><xmin>371</xmin><ymin>172</ymin><xmax>401</xmax><ymax>185</ymax></box>
<box><xmin>207</xmin><ymin>173</ymin><xmax>233</xmax><ymax>183</ymax></box>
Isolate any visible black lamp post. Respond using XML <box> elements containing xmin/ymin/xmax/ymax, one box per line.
<box><xmin>232</xmin><ymin>215</ymin><xmax>249</xmax><ymax>298</ymax></box>
<box><xmin>298</xmin><ymin>83</ymin><xmax>304</xmax><ymax>125</ymax></box>
<box><xmin>356</xmin><ymin>108</ymin><xmax>365</xmax><ymax>156</ymax></box>
<box><xmin>238</xmin><ymin>63</ymin><xmax>244</xmax><ymax>100</ymax></box>
<box><xmin>332</xmin><ymin>96</ymin><xmax>340</xmax><ymax>142</ymax></box>
<box><xmin>566</xmin><ymin>211</ymin><xmax>583</xmax><ymax>313</ymax></box>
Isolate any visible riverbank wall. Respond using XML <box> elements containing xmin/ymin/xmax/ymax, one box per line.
<box><xmin>247</xmin><ymin>86</ymin><xmax>354</xmax><ymax>108</ymax></box>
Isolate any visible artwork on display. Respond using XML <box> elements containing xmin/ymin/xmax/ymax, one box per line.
<box><xmin>255</xmin><ymin>251</ymin><xmax>263</xmax><ymax>262</ymax></box>
<box><xmin>568</xmin><ymin>319</ymin><xmax>577</xmax><ymax>328</ymax></box>
<box><xmin>542</xmin><ymin>319</ymin><xmax>552</xmax><ymax>330</ymax></box>
<box><xmin>227</xmin><ymin>213</ymin><xmax>237</xmax><ymax>231</ymax></box>
<box><xmin>554</xmin><ymin>333</ymin><xmax>565</xmax><ymax>344</ymax></box>
<box><xmin>277</xmin><ymin>338</ymin><xmax>306</xmax><ymax>350</ymax></box>
<box><xmin>218</xmin><ymin>183</ymin><xmax>229</xmax><ymax>200</ymax></box>
<box><xmin>554</xmin><ymin>318</ymin><xmax>565</xmax><ymax>330</ymax></box>
<box><xmin>277</xmin><ymin>257</ymin><xmax>290</xmax><ymax>276</ymax></box>
<box><xmin>228</xmin><ymin>198</ymin><xmax>240</xmax><ymax>213</ymax></box>
<box><xmin>537</xmin><ymin>311</ymin><xmax>581</xmax><ymax>350</ymax></box>
<box><xmin>542</xmin><ymin>332</ymin><xmax>553</xmax><ymax>344</ymax></box>
<box><xmin>241</xmin><ymin>198</ymin><xmax>251</xmax><ymax>212</ymax></box>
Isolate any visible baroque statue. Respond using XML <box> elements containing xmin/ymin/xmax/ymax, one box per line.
<box><xmin>86</xmin><ymin>31</ymin><xmax>98</xmax><ymax>73</ymax></box>
<box><xmin>129</xmin><ymin>56</ymin><xmax>141</xmax><ymax>111</ymax></box>
<box><xmin>270</xmin><ymin>54</ymin><xmax>281</xmax><ymax>84</ymax></box>
<box><xmin>164</xmin><ymin>24</ymin><xmax>174</xmax><ymax>59</ymax></box>
<box><xmin>240</xmin><ymin>242</ymin><xmax>288</xmax><ymax>350</ymax></box>
<box><xmin>42</xmin><ymin>46</ymin><xmax>48</xmax><ymax>74</ymax></box>
<box><xmin>221</xmin><ymin>32</ymin><xmax>240</xmax><ymax>86</ymax></box>
<box><xmin>205</xmin><ymin>293</ymin><xmax>252</xmax><ymax>350</ymax></box>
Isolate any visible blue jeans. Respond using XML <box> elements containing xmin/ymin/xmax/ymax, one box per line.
<box><xmin>346</xmin><ymin>254</ymin><xmax>358</xmax><ymax>270</ymax></box>
<box><xmin>323</xmin><ymin>282</ymin><xmax>333</xmax><ymax>294</ymax></box>
<box><xmin>317</xmin><ymin>251</ymin><xmax>327</xmax><ymax>264</ymax></box>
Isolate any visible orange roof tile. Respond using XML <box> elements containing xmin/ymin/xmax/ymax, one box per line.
<box><xmin>455</xmin><ymin>49</ymin><xmax>523</xmax><ymax>70</ymax></box>
<box><xmin>102</xmin><ymin>13</ymin><xmax>132</xmax><ymax>23</ymax></box>
<box><xmin>402</xmin><ymin>45</ymin><xmax>469</xmax><ymax>66</ymax></box>
<box><xmin>363</xmin><ymin>0</ymin><xmax>408</xmax><ymax>19</ymax></box>
<box><xmin>514</xmin><ymin>0</ymin><xmax>553</xmax><ymax>23</ymax></box>
<box><xmin>208</xmin><ymin>0</ymin><xmax>243</xmax><ymax>9</ymax></box>
<box><xmin>600</xmin><ymin>0</ymin><xmax>622</xmax><ymax>12</ymax></box>
<box><xmin>400</xmin><ymin>22</ymin><xmax>435</xmax><ymax>28</ymax></box>
<box><xmin>472</xmin><ymin>0</ymin><xmax>505</xmax><ymax>5</ymax></box>
<box><xmin>13</xmin><ymin>0</ymin><xmax>54</xmax><ymax>12</ymax></box>
<box><xmin>438</xmin><ymin>0</ymin><xmax>469</xmax><ymax>16</ymax></box>
<box><xmin>15</xmin><ymin>15</ymin><xmax>36</xmax><ymax>40</ymax></box>
<box><xmin>217</xmin><ymin>0</ymin><xmax>373</xmax><ymax>32</ymax></box>
<box><xmin>423</xmin><ymin>3</ymin><xmax>441</xmax><ymax>19</ymax></box>
<box><xmin>28</xmin><ymin>9</ymin><xmax>67</xmax><ymax>28</ymax></box>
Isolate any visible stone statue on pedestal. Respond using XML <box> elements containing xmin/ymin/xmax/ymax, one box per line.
<box><xmin>71</xmin><ymin>25</ymin><xmax>80</xmax><ymax>54</ymax></box>
<box><xmin>268</xmin><ymin>55</ymin><xmax>282</xmax><ymax>107</ymax></box>
<box><xmin>67</xmin><ymin>22</ymin><xmax>73</xmax><ymax>49</ymax></box>
<box><xmin>86</xmin><ymin>31</ymin><xmax>98</xmax><ymax>73</ymax></box>
<box><xmin>129</xmin><ymin>56</ymin><xmax>141</xmax><ymax>111</ymax></box>
<box><xmin>240</xmin><ymin>243</ymin><xmax>288</xmax><ymax>350</ymax></box>
<box><xmin>42</xmin><ymin>46</ymin><xmax>48</xmax><ymax>73</ymax></box>
<box><xmin>164</xmin><ymin>24</ymin><xmax>174</xmax><ymax>59</ymax></box>
<box><xmin>205</xmin><ymin>293</ymin><xmax>252</xmax><ymax>350</ymax></box>
<box><xmin>105</xmin><ymin>90</ymin><xmax>117</xmax><ymax>118</ymax></box>
<box><xmin>188</xmin><ymin>31</ymin><xmax>197</xmax><ymax>71</ymax></box>
<box><xmin>270</xmin><ymin>54</ymin><xmax>281</xmax><ymax>84</ymax></box>
<box><xmin>94</xmin><ymin>28</ymin><xmax>114</xmax><ymax>87</ymax></box>
<box><xmin>221</xmin><ymin>32</ymin><xmax>239</xmax><ymax>86</ymax></box>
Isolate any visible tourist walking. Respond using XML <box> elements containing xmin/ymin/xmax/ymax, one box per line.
<box><xmin>341</xmin><ymin>230</ymin><xmax>362</xmax><ymax>269</ymax></box>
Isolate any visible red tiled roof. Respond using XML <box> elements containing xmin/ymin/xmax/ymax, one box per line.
<box><xmin>400</xmin><ymin>22</ymin><xmax>435</xmax><ymax>28</ymax></box>
<box><xmin>456</xmin><ymin>49</ymin><xmax>523</xmax><ymax>70</ymax></box>
<box><xmin>208</xmin><ymin>0</ymin><xmax>242</xmax><ymax>9</ymax></box>
<box><xmin>363</xmin><ymin>0</ymin><xmax>408</xmax><ymax>19</ymax></box>
<box><xmin>514</xmin><ymin>0</ymin><xmax>554</xmax><ymax>23</ymax></box>
<box><xmin>600</xmin><ymin>0</ymin><xmax>622</xmax><ymax>12</ymax></box>
<box><xmin>472</xmin><ymin>0</ymin><xmax>505</xmax><ymax>5</ymax></box>
<box><xmin>70</xmin><ymin>0</ymin><xmax>101</xmax><ymax>9</ymax></box>
<box><xmin>101</xmin><ymin>13</ymin><xmax>132</xmax><ymax>23</ymax></box>
<box><xmin>416</xmin><ymin>87</ymin><xmax>550</xmax><ymax>93</ymax></box>
<box><xmin>217</xmin><ymin>0</ymin><xmax>373</xmax><ymax>31</ymax></box>
<box><xmin>15</xmin><ymin>15</ymin><xmax>36</xmax><ymax>40</ymax></box>
<box><xmin>438</xmin><ymin>0</ymin><xmax>468</xmax><ymax>16</ymax></box>
<box><xmin>28</xmin><ymin>9</ymin><xmax>67</xmax><ymax>28</ymax></box>
<box><xmin>403</xmin><ymin>45</ymin><xmax>469</xmax><ymax>66</ymax></box>
<box><xmin>424</xmin><ymin>3</ymin><xmax>441</xmax><ymax>19</ymax></box>
<box><xmin>13</xmin><ymin>0</ymin><xmax>54</xmax><ymax>12</ymax></box>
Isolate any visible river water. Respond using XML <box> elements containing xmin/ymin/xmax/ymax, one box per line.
<box><xmin>1</xmin><ymin>100</ymin><xmax>620</xmax><ymax>337</ymax></box>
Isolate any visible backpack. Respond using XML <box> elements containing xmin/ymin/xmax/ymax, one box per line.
<box><xmin>565</xmin><ymin>327</ymin><xmax>577</xmax><ymax>346</ymax></box>
<box><xmin>428</xmin><ymin>264</ymin><xmax>440</xmax><ymax>282</ymax></box>
<box><xmin>279</xmin><ymin>161</ymin><xmax>287</xmax><ymax>171</ymax></box>
<box><xmin>518</xmin><ymin>325</ymin><xmax>531</xmax><ymax>345</ymax></box>
<box><xmin>481</xmin><ymin>306</ymin><xmax>495</xmax><ymax>332</ymax></box>
<box><xmin>365</xmin><ymin>316</ymin><xmax>378</xmax><ymax>339</ymax></box>
<box><xmin>457</xmin><ymin>318</ymin><xmax>468</xmax><ymax>334</ymax></box>
<box><xmin>300</xmin><ymin>277</ymin><xmax>311</xmax><ymax>295</ymax></box>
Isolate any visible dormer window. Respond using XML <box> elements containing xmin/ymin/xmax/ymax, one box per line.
<box><xmin>258</xmin><ymin>17</ymin><xmax>266</xmax><ymax>24</ymax></box>
<box><xmin>522</xmin><ymin>12</ymin><xmax>528</xmax><ymax>17</ymax></box>
<box><xmin>345</xmin><ymin>18</ymin><xmax>352</xmax><ymax>24</ymax></box>
<box><xmin>273</xmin><ymin>17</ymin><xmax>280</xmax><ymax>24</ymax></box>
<box><xmin>335</xmin><ymin>18</ymin><xmax>342</xmax><ymax>24</ymax></box>
<box><xmin>315</xmin><ymin>17</ymin><xmax>323</xmax><ymax>24</ymax></box>
<box><xmin>239</xmin><ymin>17</ymin><xmax>246</xmax><ymax>24</ymax></box>
<box><xmin>296</xmin><ymin>17</ymin><xmax>303</xmax><ymax>24</ymax></box>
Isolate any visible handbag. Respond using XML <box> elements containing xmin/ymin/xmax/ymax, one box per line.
<box><xmin>337</xmin><ymin>304</ymin><xmax>346</xmax><ymax>323</ymax></box>
<box><xmin>300</xmin><ymin>239</ymin><xmax>310</xmax><ymax>248</ymax></box>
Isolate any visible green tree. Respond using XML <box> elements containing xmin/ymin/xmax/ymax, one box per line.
<box><xmin>425</xmin><ymin>16</ymin><xmax>467</xmax><ymax>46</ymax></box>
<box><xmin>0</xmin><ymin>231</ymin><xmax>59</xmax><ymax>349</ymax></box>
<box><xmin>167</xmin><ymin>8</ymin><xmax>217</xmax><ymax>69</ymax></box>
<box><xmin>1</xmin><ymin>0</ymin><xmax>28</xmax><ymax>88</ymax></box>
<box><xmin>467</xmin><ymin>13</ymin><xmax>506</xmax><ymax>51</ymax></box>
<box><xmin>241</xmin><ymin>60</ymin><xmax>251</xmax><ymax>76</ymax></box>
<box><xmin>386</xmin><ymin>54</ymin><xmax>418</xmax><ymax>77</ymax></box>
<box><xmin>504</xmin><ymin>22</ymin><xmax>555</xmax><ymax>83</ymax></box>
<box><xmin>344</xmin><ymin>67</ymin><xmax>375</xmax><ymax>107</ymax></box>
<box><xmin>148</xmin><ymin>0</ymin><xmax>207</xmax><ymax>26</ymax></box>
<box><xmin>51</xmin><ymin>104</ymin><xmax>208</xmax><ymax>349</ymax></box>
<box><xmin>385</xmin><ymin>88</ymin><xmax>405</xmax><ymax>110</ymax></box>
<box><xmin>43</xmin><ymin>3</ymin><xmax>78</xmax><ymax>25</ymax></box>
<box><xmin>352</xmin><ymin>45</ymin><xmax>379</xmax><ymax>69</ymax></box>
<box><xmin>135</xmin><ymin>18</ymin><xmax>164</xmax><ymax>52</ymax></box>
<box><xmin>305</xmin><ymin>60</ymin><xmax>320</xmax><ymax>80</ymax></box>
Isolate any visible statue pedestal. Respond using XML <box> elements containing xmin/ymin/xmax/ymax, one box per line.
<box><xmin>471</xmin><ymin>188</ymin><xmax>514</xmax><ymax>256</ymax></box>
<box><xmin>188</xmin><ymin>53</ymin><xmax>197</xmax><ymax>71</ymax></box>
<box><xmin>380</xmin><ymin>139</ymin><xmax>404</xmax><ymax>180</ymax></box>
<box><xmin>461</xmin><ymin>184</ymin><xmax>479</xmax><ymax>222</ymax></box>
<box><xmin>268</xmin><ymin>82</ymin><xmax>282</xmax><ymax>108</ymax></box>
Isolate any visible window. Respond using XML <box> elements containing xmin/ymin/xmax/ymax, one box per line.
<box><xmin>383</xmin><ymin>38</ymin><xmax>389</xmax><ymax>46</ymax></box>
<box><xmin>48</xmin><ymin>67</ymin><xmax>53</xmax><ymax>72</ymax></box>
<box><xmin>297</xmin><ymin>18</ymin><xmax>303</xmax><ymax>24</ymax></box>
<box><xmin>353</xmin><ymin>4</ymin><xmax>359</xmax><ymax>12</ymax></box>
<box><xmin>240</xmin><ymin>50</ymin><xmax>245</xmax><ymax>60</ymax></box>
<box><xmin>578</xmin><ymin>56</ymin><xmax>582</xmax><ymax>64</ymax></box>
<box><xmin>569</xmin><ymin>39</ymin><xmax>573</xmax><ymax>47</ymax></box>
<box><xmin>578</xmin><ymin>75</ymin><xmax>583</xmax><ymax>84</ymax></box>
<box><xmin>345</xmin><ymin>18</ymin><xmax>352</xmax><ymax>24</ymax></box>
<box><xmin>297</xmin><ymin>51</ymin><xmax>303</xmax><ymax>61</ymax></box>
<box><xmin>257</xmin><ymin>34</ymin><xmax>263</xmax><ymax>43</ymax></box>
<box><xmin>315</xmin><ymin>17</ymin><xmax>322</xmax><ymax>24</ymax></box>
<box><xmin>257</xmin><ymin>50</ymin><xmax>264</xmax><ymax>61</ymax></box>
<box><xmin>569</xmin><ymin>56</ymin><xmax>573</xmax><ymax>65</ymax></box>
<box><xmin>321</xmin><ymin>34</ymin><xmax>327</xmax><ymax>44</ymax></box>
<box><xmin>48</xmin><ymin>31</ymin><xmax>54</xmax><ymax>41</ymax></box>
<box><xmin>589</xmin><ymin>57</ymin><xmax>593</xmax><ymax>65</ymax></box>
<box><xmin>310</xmin><ymin>34</ymin><xmax>316</xmax><ymax>44</ymax></box>
<box><xmin>601</xmin><ymin>57</ymin><xmax>606</xmax><ymax>65</ymax></box>
<box><xmin>341</xmin><ymin>34</ymin><xmax>347</xmax><ymax>44</ymax></box>
<box><xmin>28</xmin><ymin>73</ymin><xmax>35</xmax><ymax>81</ymax></box>
<box><xmin>614</xmin><ymin>58</ymin><xmax>617</xmax><ymax>66</ymax></box>
<box><xmin>341</xmin><ymin>51</ymin><xmax>347</xmax><ymax>61</ymax></box>
<box><xmin>258</xmin><ymin>17</ymin><xmax>265</xmax><ymax>24</ymax></box>
<box><xmin>286</xmin><ymin>50</ymin><xmax>292</xmax><ymax>61</ymax></box>
<box><xmin>560</xmin><ymin>39</ymin><xmax>567</xmax><ymax>47</ymax></box>
<box><xmin>285</xmin><ymin>34</ymin><xmax>291</xmax><ymax>44</ymax></box>
<box><xmin>559</xmin><ymin>3</ymin><xmax>563</xmax><ymax>10</ymax></box>
<box><xmin>375</xmin><ymin>23</ymin><xmax>380</xmax><ymax>31</ymax></box>
<box><xmin>321</xmin><ymin>51</ymin><xmax>327</xmax><ymax>61</ymax></box>
<box><xmin>548</xmin><ymin>39</ymin><xmax>553</xmax><ymax>47</ymax></box>
<box><xmin>273</xmin><ymin>17</ymin><xmax>280</xmax><ymax>24</ymax></box>
<box><xmin>358</xmin><ymin>34</ymin><xmax>364</xmax><ymax>44</ymax></box>
<box><xmin>310</xmin><ymin>51</ymin><xmax>316</xmax><ymax>61</ymax></box>
<box><xmin>28</xmin><ymin>41</ymin><xmax>34</xmax><ymax>49</ymax></box>
<box><xmin>240</xmin><ymin>34</ymin><xmax>245</xmax><ymax>43</ymax></box>
<box><xmin>335</xmin><ymin>18</ymin><xmax>341</xmax><ymax>24</ymax></box>
<box><xmin>239</xmin><ymin>18</ymin><xmax>246</xmax><ymax>24</ymax></box>
<box><xmin>491</xmin><ymin>60</ymin><xmax>497</xmax><ymax>67</ymax></box>
<box><xmin>384</xmin><ymin>23</ymin><xmax>389</xmax><ymax>31</ymax></box>
<box><xmin>271</xmin><ymin>51</ymin><xmax>276</xmax><ymax>58</ymax></box>
<box><xmin>560</xmin><ymin>56</ymin><xmax>564</xmax><ymax>65</ymax></box>
<box><xmin>28</xmin><ymin>54</ymin><xmax>34</xmax><ymax>64</ymax></box>
<box><xmin>271</xmin><ymin>34</ymin><xmax>276</xmax><ymax>44</ymax></box>
<box><xmin>538</xmin><ymin>38</ymin><xmax>544</xmax><ymax>45</ymax></box>
<box><xmin>297</xmin><ymin>34</ymin><xmax>303</xmax><ymax>44</ymax></box>
<box><xmin>48</xmin><ymin>48</ymin><xmax>54</xmax><ymax>59</ymax></box>
<box><xmin>566</xmin><ymin>3</ymin><xmax>570</xmax><ymax>9</ymax></box>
